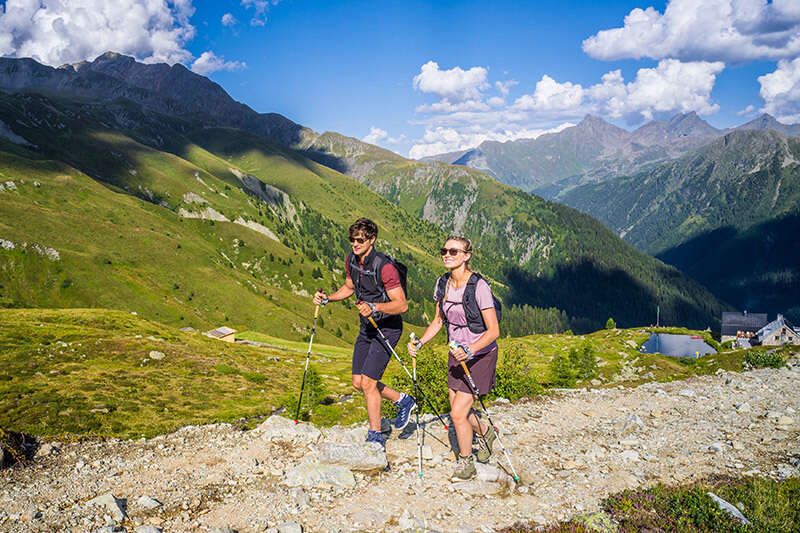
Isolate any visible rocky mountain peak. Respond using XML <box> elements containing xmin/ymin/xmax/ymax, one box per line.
<box><xmin>571</xmin><ymin>114</ymin><xmax>629</xmax><ymax>144</ymax></box>
<box><xmin>735</xmin><ymin>113</ymin><xmax>800</xmax><ymax>136</ymax></box>
<box><xmin>666</xmin><ymin>111</ymin><xmax>719</xmax><ymax>137</ymax></box>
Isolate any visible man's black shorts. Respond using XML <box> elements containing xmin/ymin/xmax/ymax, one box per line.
<box><xmin>352</xmin><ymin>325</ymin><xmax>402</xmax><ymax>380</ymax></box>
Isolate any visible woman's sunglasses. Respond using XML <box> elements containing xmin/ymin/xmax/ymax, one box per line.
<box><xmin>349</xmin><ymin>236</ymin><xmax>370</xmax><ymax>244</ymax></box>
<box><xmin>440</xmin><ymin>248</ymin><xmax>466</xmax><ymax>257</ymax></box>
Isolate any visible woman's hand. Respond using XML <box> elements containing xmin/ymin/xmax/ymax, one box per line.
<box><xmin>408</xmin><ymin>340</ymin><xmax>422</xmax><ymax>357</ymax></box>
<box><xmin>312</xmin><ymin>290</ymin><xmax>328</xmax><ymax>306</ymax></box>
<box><xmin>451</xmin><ymin>345</ymin><xmax>470</xmax><ymax>362</ymax></box>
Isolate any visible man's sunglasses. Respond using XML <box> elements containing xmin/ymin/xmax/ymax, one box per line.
<box><xmin>349</xmin><ymin>236</ymin><xmax>371</xmax><ymax>244</ymax></box>
<box><xmin>440</xmin><ymin>248</ymin><xmax>466</xmax><ymax>257</ymax></box>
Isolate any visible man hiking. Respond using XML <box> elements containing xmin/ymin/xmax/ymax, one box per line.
<box><xmin>313</xmin><ymin>218</ymin><xmax>416</xmax><ymax>447</ymax></box>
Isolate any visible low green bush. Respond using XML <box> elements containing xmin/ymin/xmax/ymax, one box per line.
<box><xmin>279</xmin><ymin>365</ymin><xmax>327</xmax><ymax>421</ymax></box>
<box><xmin>549</xmin><ymin>352</ymin><xmax>577</xmax><ymax>387</ymax></box>
<box><xmin>492</xmin><ymin>344</ymin><xmax>544</xmax><ymax>400</ymax></box>
<box><xmin>744</xmin><ymin>350</ymin><xmax>786</xmax><ymax>369</ymax></box>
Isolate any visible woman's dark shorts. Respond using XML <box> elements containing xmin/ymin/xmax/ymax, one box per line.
<box><xmin>352</xmin><ymin>325</ymin><xmax>402</xmax><ymax>380</ymax></box>
<box><xmin>448</xmin><ymin>346</ymin><xmax>498</xmax><ymax>394</ymax></box>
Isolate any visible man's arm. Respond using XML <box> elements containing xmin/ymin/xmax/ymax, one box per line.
<box><xmin>314</xmin><ymin>278</ymin><xmax>354</xmax><ymax>305</ymax></box>
<box><xmin>374</xmin><ymin>285</ymin><xmax>408</xmax><ymax>315</ymax></box>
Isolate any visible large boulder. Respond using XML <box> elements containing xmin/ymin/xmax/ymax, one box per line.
<box><xmin>284</xmin><ymin>461</ymin><xmax>356</xmax><ymax>488</ymax></box>
<box><xmin>86</xmin><ymin>493</ymin><xmax>127</xmax><ymax>521</ymax></box>
<box><xmin>254</xmin><ymin>416</ymin><xmax>321</xmax><ymax>444</ymax></box>
<box><xmin>317</xmin><ymin>442</ymin><xmax>387</xmax><ymax>471</ymax></box>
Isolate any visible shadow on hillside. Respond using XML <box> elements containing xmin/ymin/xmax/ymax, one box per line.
<box><xmin>0</xmin><ymin>92</ymin><xmax>351</xmax><ymax>204</ymax></box>
<box><xmin>504</xmin><ymin>258</ymin><xmax>717</xmax><ymax>333</ymax></box>
<box><xmin>657</xmin><ymin>213</ymin><xmax>800</xmax><ymax>315</ymax></box>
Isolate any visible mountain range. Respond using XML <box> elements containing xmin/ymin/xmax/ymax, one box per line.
<box><xmin>559</xmin><ymin>128</ymin><xmax>800</xmax><ymax>317</ymax></box>
<box><xmin>0</xmin><ymin>53</ymin><xmax>725</xmax><ymax>332</ymax></box>
<box><xmin>426</xmin><ymin>111</ymin><xmax>800</xmax><ymax>200</ymax></box>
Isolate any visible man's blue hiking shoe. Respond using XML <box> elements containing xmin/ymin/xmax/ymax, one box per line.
<box><xmin>394</xmin><ymin>394</ymin><xmax>417</xmax><ymax>430</ymax></box>
<box><xmin>365</xmin><ymin>429</ymin><xmax>387</xmax><ymax>449</ymax></box>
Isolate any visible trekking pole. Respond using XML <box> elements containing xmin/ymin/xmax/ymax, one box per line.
<box><xmin>449</xmin><ymin>341</ymin><xmax>521</xmax><ymax>483</ymax></box>
<box><xmin>366</xmin><ymin>315</ymin><xmax>449</xmax><ymax>429</ymax></box>
<box><xmin>295</xmin><ymin>297</ymin><xmax>322</xmax><ymax>424</ymax></box>
<box><xmin>410</xmin><ymin>333</ymin><xmax>424</xmax><ymax>480</ymax></box>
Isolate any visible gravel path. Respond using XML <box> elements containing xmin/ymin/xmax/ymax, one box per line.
<box><xmin>2</xmin><ymin>364</ymin><xmax>799</xmax><ymax>532</ymax></box>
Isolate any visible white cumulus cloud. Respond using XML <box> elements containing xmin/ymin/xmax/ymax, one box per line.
<box><xmin>593</xmin><ymin>59</ymin><xmax>725</xmax><ymax>122</ymax></box>
<box><xmin>191</xmin><ymin>51</ymin><xmax>246</xmax><ymax>75</ymax></box>
<box><xmin>415</xmin><ymin>99</ymin><xmax>491</xmax><ymax>114</ymax></box>
<box><xmin>737</xmin><ymin>104</ymin><xmax>757</xmax><ymax>116</ymax></box>
<box><xmin>413</xmin><ymin>61</ymin><xmax>489</xmax><ymax>101</ymax></box>
<box><xmin>221</xmin><ymin>13</ymin><xmax>237</xmax><ymax>26</ymax></box>
<box><xmin>758</xmin><ymin>57</ymin><xmax>800</xmax><ymax>123</ymax></box>
<box><xmin>514</xmin><ymin>75</ymin><xmax>585</xmax><ymax>112</ymax></box>
<box><xmin>0</xmin><ymin>0</ymin><xmax>197</xmax><ymax>66</ymax></box>
<box><xmin>362</xmin><ymin>127</ymin><xmax>405</xmax><ymax>147</ymax></box>
<box><xmin>242</xmin><ymin>0</ymin><xmax>281</xmax><ymax>26</ymax></box>
<box><xmin>583</xmin><ymin>0</ymin><xmax>800</xmax><ymax>63</ymax></box>
<box><xmin>513</xmin><ymin>59</ymin><xmax>724</xmax><ymax>124</ymax></box>
<box><xmin>495</xmin><ymin>80</ymin><xmax>518</xmax><ymax>96</ymax></box>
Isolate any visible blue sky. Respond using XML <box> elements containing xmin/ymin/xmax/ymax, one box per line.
<box><xmin>1</xmin><ymin>0</ymin><xmax>798</xmax><ymax>157</ymax></box>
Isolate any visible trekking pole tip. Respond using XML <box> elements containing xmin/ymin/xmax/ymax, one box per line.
<box><xmin>513</xmin><ymin>475</ymin><xmax>520</xmax><ymax>482</ymax></box>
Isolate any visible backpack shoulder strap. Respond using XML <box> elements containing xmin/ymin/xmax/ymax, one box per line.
<box><xmin>467</xmin><ymin>272</ymin><xmax>483</xmax><ymax>287</ymax></box>
<box><xmin>435</xmin><ymin>273</ymin><xmax>450</xmax><ymax>301</ymax></box>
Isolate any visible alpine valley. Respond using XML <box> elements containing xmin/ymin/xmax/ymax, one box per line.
<box><xmin>0</xmin><ymin>52</ymin><xmax>724</xmax><ymax>337</ymax></box>
<box><xmin>429</xmin><ymin>110</ymin><xmax>800</xmax><ymax>321</ymax></box>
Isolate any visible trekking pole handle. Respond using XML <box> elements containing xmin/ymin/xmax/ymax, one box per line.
<box><xmin>313</xmin><ymin>304</ymin><xmax>320</xmax><ymax>319</ymax></box>
<box><xmin>448</xmin><ymin>340</ymin><xmax>474</xmax><ymax>360</ymax></box>
<box><xmin>367</xmin><ymin>315</ymin><xmax>379</xmax><ymax>330</ymax></box>
<box><xmin>410</xmin><ymin>332</ymin><xmax>423</xmax><ymax>348</ymax></box>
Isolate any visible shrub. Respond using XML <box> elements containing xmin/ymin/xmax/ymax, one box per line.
<box><xmin>280</xmin><ymin>364</ymin><xmax>326</xmax><ymax>421</ymax></box>
<box><xmin>605</xmin><ymin>317</ymin><xmax>616</xmax><ymax>329</ymax></box>
<box><xmin>493</xmin><ymin>344</ymin><xmax>544</xmax><ymax>400</ymax></box>
<box><xmin>744</xmin><ymin>350</ymin><xmax>785</xmax><ymax>369</ymax></box>
<box><xmin>569</xmin><ymin>343</ymin><xmax>598</xmax><ymax>380</ymax></box>
<box><xmin>549</xmin><ymin>352</ymin><xmax>577</xmax><ymax>387</ymax></box>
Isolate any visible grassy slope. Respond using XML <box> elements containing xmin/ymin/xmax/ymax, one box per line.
<box><xmin>2</xmin><ymin>308</ymin><xmax>766</xmax><ymax>439</ymax></box>
<box><xmin>0</xmin><ymin>93</ymin><xmax>450</xmax><ymax>341</ymax></box>
<box><xmin>0</xmin><ymin>147</ymin><xmax>358</xmax><ymax>346</ymax></box>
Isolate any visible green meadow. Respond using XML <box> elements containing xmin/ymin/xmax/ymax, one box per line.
<box><xmin>0</xmin><ymin>307</ymin><xmax>771</xmax><ymax>441</ymax></box>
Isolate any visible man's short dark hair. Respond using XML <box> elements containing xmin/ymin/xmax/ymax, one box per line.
<box><xmin>349</xmin><ymin>218</ymin><xmax>378</xmax><ymax>240</ymax></box>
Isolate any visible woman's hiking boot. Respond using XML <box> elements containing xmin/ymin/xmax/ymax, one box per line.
<box><xmin>476</xmin><ymin>424</ymin><xmax>497</xmax><ymax>463</ymax></box>
<box><xmin>451</xmin><ymin>454</ymin><xmax>476</xmax><ymax>480</ymax></box>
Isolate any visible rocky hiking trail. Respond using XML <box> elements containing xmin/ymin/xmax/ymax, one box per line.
<box><xmin>3</xmin><ymin>362</ymin><xmax>800</xmax><ymax>532</ymax></box>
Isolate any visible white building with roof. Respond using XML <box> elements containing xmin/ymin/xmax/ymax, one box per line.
<box><xmin>754</xmin><ymin>315</ymin><xmax>799</xmax><ymax>346</ymax></box>
<box><xmin>204</xmin><ymin>326</ymin><xmax>237</xmax><ymax>342</ymax></box>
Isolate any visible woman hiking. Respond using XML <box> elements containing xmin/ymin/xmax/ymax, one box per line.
<box><xmin>313</xmin><ymin>218</ymin><xmax>416</xmax><ymax>448</ymax></box>
<box><xmin>407</xmin><ymin>236</ymin><xmax>500</xmax><ymax>480</ymax></box>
